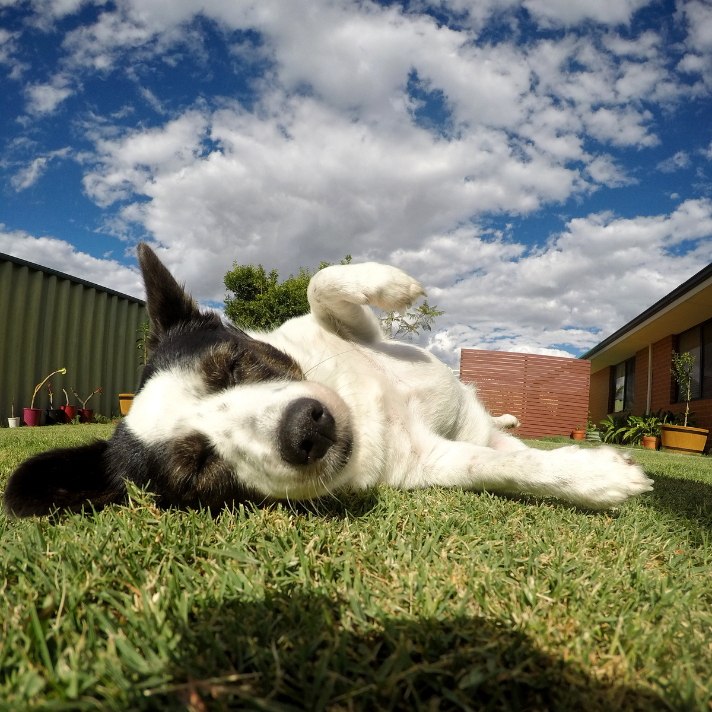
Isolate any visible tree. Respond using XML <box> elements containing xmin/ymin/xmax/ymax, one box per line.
<box><xmin>224</xmin><ymin>255</ymin><xmax>443</xmax><ymax>337</ymax></box>
<box><xmin>671</xmin><ymin>350</ymin><xmax>696</xmax><ymax>428</ymax></box>
<box><xmin>224</xmin><ymin>264</ymin><xmax>312</xmax><ymax>330</ymax></box>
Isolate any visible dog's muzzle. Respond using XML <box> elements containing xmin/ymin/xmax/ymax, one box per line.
<box><xmin>278</xmin><ymin>398</ymin><xmax>337</xmax><ymax>465</ymax></box>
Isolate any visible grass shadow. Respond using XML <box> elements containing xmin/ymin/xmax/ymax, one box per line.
<box><xmin>139</xmin><ymin>591</ymin><xmax>674</xmax><ymax>712</ymax></box>
<box><xmin>642</xmin><ymin>472</ymin><xmax>712</xmax><ymax>527</ymax></box>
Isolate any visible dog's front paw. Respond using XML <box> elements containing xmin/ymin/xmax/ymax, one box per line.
<box><xmin>563</xmin><ymin>446</ymin><xmax>653</xmax><ymax>509</ymax></box>
<box><xmin>352</xmin><ymin>263</ymin><xmax>426</xmax><ymax>312</ymax></box>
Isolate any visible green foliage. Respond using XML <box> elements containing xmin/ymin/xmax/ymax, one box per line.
<box><xmin>1</xmin><ymin>429</ymin><xmax>712</xmax><ymax>710</ymax></box>
<box><xmin>224</xmin><ymin>263</ymin><xmax>313</xmax><ymax>331</ymax></box>
<box><xmin>671</xmin><ymin>351</ymin><xmax>696</xmax><ymax>427</ymax></box>
<box><xmin>600</xmin><ymin>409</ymin><xmax>696</xmax><ymax>445</ymax></box>
<box><xmin>224</xmin><ymin>254</ymin><xmax>444</xmax><ymax>338</ymax></box>
<box><xmin>136</xmin><ymin>321</ymin><xmax>150</xmax><ymax>368</ymax></box>
<box><xmin>599</xmin><ymin>413</ymin><xmax>630</xmax><ymax>444</ymax></box>
<box><xmin>380</xmin><ymin>300</ymin><xmax>444</xmax><ymax>340</ymax></box>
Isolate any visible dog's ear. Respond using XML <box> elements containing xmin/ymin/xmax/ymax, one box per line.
<box><xmin>137</xmin><ymin>242</ymin><xmax>201</xmax><ymax>342</ymax></box>
<box><xmin>4</xmin><ymin>440</ymin><xmax>126</xmax><ymax>518</ymax></box>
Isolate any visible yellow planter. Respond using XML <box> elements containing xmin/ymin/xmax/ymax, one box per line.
<box><xmin>119</xmin><ymin>393</ymin><xmax>134</xmax><ymax>416</ymax></box>
<box><xmin>660</xmin><ymin>424</ymin><xmax>709</xmax><ymax>455</ymax></box>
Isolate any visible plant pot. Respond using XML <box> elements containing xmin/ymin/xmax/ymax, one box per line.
<box><xmin>8</xmin><ymin>416</ymin><xmax>20</xmax><ymax>428</ymax></box>
<box><xmin>572</xmin><ymin>429</ymin><xmax>586</xmax><ymax>441</ymax></box>
<box><xmin>23</xmin><ymin>407</ymin><xmax>42</xmax><ymax>427</ymax></box>
<box><xmin>45</xmin><ymin>408</ymin><xmax>64</xmax><ymax>425</ymax></box>
<box><xmin>78</xmin><ymin>408</ymin><xmax>94</xmax><ymax>424</ymax></box>
<box><xmin>61</xmin><ymin>405</ymin><xmax>77</xmax><ymax>423</ymax></box>
<box><xmin>585</xmin><ymin>428</ymin><xmax>601</xmax><ymax>442</ymax></box>
<box><xmin>119</xmin><ymin>393</ymin><xmax>134</xmax><ymax>416</ymax></box>
<box><xmin>641</xmin><ymin>435</ymin><xmax>660</xmax><ymax>450</ymax></box>
<box><xmin>660</xmin><ymin>423</ymin><xmax>709</xmax><ymax>455</ymax></box>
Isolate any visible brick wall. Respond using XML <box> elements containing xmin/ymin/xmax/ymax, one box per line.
<box><xmin>632</xmin><ymin>347</ymin><xmax>649</xmax><ymax>415</ymax></box>
<box><xmin>589</xmin><ymin>367</ymin><xmax>611</xmax><ymax>426</ymax></box>
<box><xmin>651</xmin><ymin>336</ymin><xmax>676</xmax><ymax>411</ymax></box>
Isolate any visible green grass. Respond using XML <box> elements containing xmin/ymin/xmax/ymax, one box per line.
<box><xmin>1</xmin><ymin>426</ymin><xmax>711</xmax><ymax>711</ymax></box>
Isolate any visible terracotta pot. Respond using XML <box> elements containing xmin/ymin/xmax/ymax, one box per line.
<box><xmin>572</xmin><ymin>429</ymin><xmax>586</xmax><ymax>441</ymax></box>
<box><xmin>8</xmin><ymin>416</ymin><xmax>20</xmax><ymax>428</ymax></box>
<box><xmin>641</xmin><ymin>435</ymin><xmax>660</xmax><ymax>450</ymax></box>
<box><xmin>119</xmin><ymin>393</ymin><xmax>134</xmax><ymax>416</ymax></box>
<box><xmin>78</xmin><ymin>408</ymin><xmax>94</xmax><ymax>424</ymax></box>
<box><xmin>61</xmin><ymin>405</ymin><xmax>77</xmax><ymax>423</ymax></box>
<box><xmin>660</xmin><ymin>424</ymin><xmax>709</xmax><ymax>455</ymax></box>
<box><xmin>23</xmin><ymin>407</ymin><xmax>42</xmax><ymax>427</ymax></box>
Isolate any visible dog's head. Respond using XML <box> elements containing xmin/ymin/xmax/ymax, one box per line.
<box><xmin>4</xmin><ymin>244</ymin><xmax>353</xmax><ymax>518</ymax></box>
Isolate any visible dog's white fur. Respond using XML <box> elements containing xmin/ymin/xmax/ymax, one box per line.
<box><xmin>125</xmin><ymin>261</ymin><xmax>653</xmax><ymax>509</ymax></box>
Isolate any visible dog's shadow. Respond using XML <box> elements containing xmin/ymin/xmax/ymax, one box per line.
<box><xmin>149</xmin><ymin>590</ymin><xmax>671</xmax><ymax>711</ymax></box>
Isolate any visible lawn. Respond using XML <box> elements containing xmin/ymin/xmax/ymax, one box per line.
<box><xmin>0</xmin><ymin>426</ymin><xmax>711</xmax><ymax>711</ymax></box>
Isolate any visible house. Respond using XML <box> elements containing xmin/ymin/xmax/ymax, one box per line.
<box><xmin>0</xmin><ymin>251</ymin><xmax>147</xmax><ymax>425</ymax></box>
<box><xmin>582</xmin><ymin>262</ymin><xmax>712</xmax><ymax>450</ymax></box>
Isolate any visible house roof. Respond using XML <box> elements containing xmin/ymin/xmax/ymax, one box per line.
<box><xmin>0</xmin><ymin>251</ymin><xmax>145</xmax><ymax>306</ymax></box>
<box><xmin>581</xmin><ymin>261</ymin><xmax>712</xmax><ymax>373</ymax></box>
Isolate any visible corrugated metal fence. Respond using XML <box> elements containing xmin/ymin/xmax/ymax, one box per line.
<box><xmin>460</xmin><ymin>349</ymin><xmax>591</xmax><ymax>438</ymax></box>
<box><xmin>0</xmin><ymin>253</ymin><xmax>147</xmax><ymax>425</ymax></box>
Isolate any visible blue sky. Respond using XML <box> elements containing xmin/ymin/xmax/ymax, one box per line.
<box><xmin>2</xmin><ymin>0</ymin><xmax>712</xmax><ymax>366</ymax></box>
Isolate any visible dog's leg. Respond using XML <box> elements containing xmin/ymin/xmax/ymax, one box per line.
<box><xmin>307</xmin><ymin>263</ymin><xmax>426</xmax><ymax>341</ymax></box>
<box><xmin>402</xmin><ymin>437</ymin><xmax>653</xmax><ymax>509</ymax></box>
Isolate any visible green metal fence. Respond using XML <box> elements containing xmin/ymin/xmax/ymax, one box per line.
<box><xmin>0</xmin><ymin>252</ymin><xmax>147</xmax><ymax>426</ymax></box>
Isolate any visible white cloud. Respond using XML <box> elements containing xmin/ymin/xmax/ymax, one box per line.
<box><xmin>0</xmin><ymin>228</ymin><xmax>144</xmax><ymax>297</ymax></box>
<box><xmin>585</xmin><ymin>154</ymin><xmax>635</xmax><ymax>187</ymax></box>
<box><xmin>25</xmin><ymin>75</ymin><xmax>73</xmax><ymax>114</ymax></box>
<box><xmin>657</xmin><ymin>150</ymin><xmax>691</xmax><ymax>173</ymax></box>
<box><xmin>10</xmin><ymin>147</ymin><xmax>71</xmax><ymax>190</ymax></box>
<box><xmin>523</xmin><ymin>0</ymin><xmax>654</xmax><ymax>27</ymax></box>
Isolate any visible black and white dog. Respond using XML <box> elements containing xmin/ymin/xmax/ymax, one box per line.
<box><xmin>5</xmin><ymin>244</ymin><xmax>653</xmax><ymax>517</ymax></box>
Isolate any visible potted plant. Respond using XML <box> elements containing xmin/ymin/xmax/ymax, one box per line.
<box><xmin>572</xmin><ymin>425</ymin><xmax>586</xmax><ymax>441</ymax></box>
<box><xmin>121</xmin><ymin>321</ymin><xmax>150</xmax><ymax>416</ymax></box>
<box><xmin>621</xmin><ymin>413</ymin><xmax>662</xmax><ymax>450</ymax></box>
<box><xmin>72</xmin><ymin>387</ymin><xmax>102</xmax><ymax>423</ymax></box>
<box><xmin>599</xmin><ymin>413</ymin><xmax>628</xmax><ymax>444</ymax></box>
<box><xmin>119</xmin><ymin>393</ymin><xmax>134</xmax><ymax>415</ymax></box>
<box><xmin>585</xmin><ymin>414</ymin><xmax>601</xmax><ymax>443</ymax></box>
<box><xmin>60</xmin><ymin>389</ymin><xmax>77</xmax><ymax>424</ymax></box>
<box><xmin>44</xmin><ymin>382</ymin><xmax>64</xmax><ymax>425</ymax></box>
<box><xmin>24</xmin><ymin>367</ymin><xmax>67</xmax><ymax>426</ymax></box>
<box><xmin>8</xmin><ymin>398</ymin><xmax>20</xmax><ymax>428</ymax></box>
<box><xmin>661</xmin><ymin>351</ymin><xmax>709</xmax><ymax>455</ymax></box>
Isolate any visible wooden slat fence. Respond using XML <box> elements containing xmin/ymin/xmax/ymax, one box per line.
<box><xmin>460</xmin><ymin>349</ymin><xmax>591</xmax><ymax>439</ymax></box>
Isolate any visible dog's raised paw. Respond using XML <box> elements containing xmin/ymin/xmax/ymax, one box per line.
<box><xmin>354</xmin><ymin>264</ymin><xmax>427</xmax><ymax>312</ymax></box>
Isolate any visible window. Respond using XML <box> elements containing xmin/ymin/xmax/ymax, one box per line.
<box><xmin>675</xmin><ymin>320</ymin><xmax>712</xmax><ymax>402</ymax></box>
<box><xmin>613</xmin><ymin>357</ymin><xmax>635</xmax><ymax>412</ymax></box>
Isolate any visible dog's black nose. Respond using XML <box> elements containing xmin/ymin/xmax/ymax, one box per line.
<box><xmin>278</xmin><ymin>398</ymin><xmax>336</xmax><ymax>465</ymax></box>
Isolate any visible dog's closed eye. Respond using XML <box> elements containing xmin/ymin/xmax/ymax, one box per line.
<box><xmin>200</xmin><ymin>340</ymin><xmax>303</xmax><ymax>394</ymax></box>
<box><xmin>200</xmin><ymin>344</ymin><xmax>243</xmax><ymax>393</ymax></box>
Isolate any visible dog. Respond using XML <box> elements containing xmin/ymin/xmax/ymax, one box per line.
<box><xmin>4</xmin><ymin>244</ymin><xmax>653</xmax><ymax>517</ymax></box>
